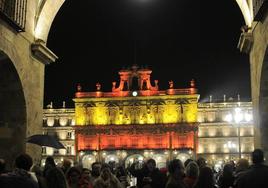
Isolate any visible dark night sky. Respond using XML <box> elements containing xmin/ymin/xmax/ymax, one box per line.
<box><xmin>45</xmin><ymin>0</ymin><xmax>251</xmax><ymax>107</ymax></box>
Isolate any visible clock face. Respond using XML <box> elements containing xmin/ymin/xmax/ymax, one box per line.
<box><xmin>132</xmin><ymin>91</ymin><xmax>138</xmax><ymax>97</ymax></box>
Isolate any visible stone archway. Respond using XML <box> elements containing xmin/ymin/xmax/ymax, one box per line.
<box><xmin>0</xmin><ymin>51</ymin><xmax>26</xmax><ymax>169</ymax></box>
<box><xmin>0</xmin><ymin>0</ymin><xmax>66</xmax><ymax>168</ymax></box>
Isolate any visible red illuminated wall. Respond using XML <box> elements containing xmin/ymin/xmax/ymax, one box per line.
<box><xmin>77</xmin><ymin>132</ymin><xmax>194</xmax><ymax>151</ymax></box>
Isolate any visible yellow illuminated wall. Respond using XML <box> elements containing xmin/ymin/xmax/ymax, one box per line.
<box><xmin>74</xmin><ymin>95</ymin><xmax>199</xmax><ymax>126</ymax></box>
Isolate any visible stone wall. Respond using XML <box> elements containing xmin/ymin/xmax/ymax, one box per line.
<box><xmin>0</xmin><ymin>0</ymin><xmax>65</xmax><ymax>168</ymax></box>
<box><xmin>250</xmin><ymin>14</ymin><xmax>268</xmax><ymax>160</ymax></box>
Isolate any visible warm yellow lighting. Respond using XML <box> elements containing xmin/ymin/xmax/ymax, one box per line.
<box><xmin>47</xmin><ymin>117</ymin><xmax>55</xmax><ymax>127</ymax></box>
<box><xmin>208</xmin><ymin>144</ymin><xmax>216</xmax><ymax>153</ymax></box>
<box><xmin>163</xmin><ymin>105</ymin><xmax>179</xmax><ymax>123</ymax></box>
<box><xmin>208</xmin><ymin>128</ymin><xmax>216</xmax><ymax>137</ymax></box>
<box><xmin>74</xmin><ymin>95</ymin><xmax>198</xmax><ymax>125</ymax></box>
<box><xmin>59</xmin><ymin>117</ymin><xmax>68</xmax><ymax>126</ymax></box>
<box><xmin>236</xmin><ymin>0</ymin><xmax>253</xmax><ymax>27</ymax></box>
<box><xmin>80</xmin><ymin>151</ymin><xmax>84</xmax><ymax>156</ymax></box>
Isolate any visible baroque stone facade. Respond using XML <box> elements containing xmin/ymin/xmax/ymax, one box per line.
<box><xmin>42</xmin><ymin>98</ymin><xmax>254</xmax><ymax>168</ymax></box>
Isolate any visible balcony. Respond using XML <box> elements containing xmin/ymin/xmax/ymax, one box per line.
<box><xmin>0</xmin><ymin>0</ymin><xmax>27</xmax><ymax>32</ymax></box>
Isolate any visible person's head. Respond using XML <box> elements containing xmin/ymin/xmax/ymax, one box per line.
<box><xmin>195</xmin><ymin>167</ymin><xmax>214</xmax><ymax>188</ymax></box>
<box><xmin>46</xmin><ymin>167</ymin><xmax>68</xmax><ymax>188</ymax></box>
<box><xmin>252</xmin><ymin>149</ymin><xmax>264</xmax><ymax>164</ymax></box>
<box><xmin>236</xmin><ymin>159</ymin><xmax>249</xmax><ymax>172</ymax></box>
<box><xmin>15</xmin><ymin>153</ymin><xmax>33</xmax><ymax>171</ymax></box>
<box><xmin>62</xmin><ymin>159</ymin><xmax>71</xmax><ymax>169</ymax></box>
<box><xmin>45</xmin><ymin>156</ymin><xmax>56</xmax><ymax>167</ymax></box>
<box><xmin>184</xmin><ymin>158</ymin><xmax>194</xmax><ymax>168</ymax></box>
<box><xmin>91</xmin><ymin>162</ymin><xmax>101</xmax><ymax>177</ymax></box>
<box><xmin>100</xmin><ymin>163</ymin><xmax>112</xmax><ymax>181</ymax></box>
<box><xmin>81</xmin><ymin>168</ymin><xmax>91</xmax><ymax>181</ymax></box>
<box><xmin>168</xmin><ymin>159</ymin><xmax>185</xmax><ymax>178</ymax></box>
<box><xmin>222</xmin><ymin>163</ymin><xmax>234</xmax><ymax>178</ymax></box>
<box><xmin>196</xmin><ymin>157</ymin><xmax>206</xmax><ymax>169</ymax></box>
<box><xmin>185</xmin><ymin>161</ymin><xmax>199</xmax><ymax>178</ymax></box>
<box><xmin>66</xmin><ymin>166</ymin><xmax>81</xmax><ymax>185</ymax></box>
<box><xmin>116</xmin><ymin>165</ymin><xmax>126</xmax><ymax>177</ymax></box>
<box><xmin>0</xmin><ymin>159</ymin><xmax>6</xmax><ymax>174</ymax></box>
<box><xmin>146</xmin><ymin>159</ymin><xmax>156</xmax><ymax>172</ymax></box>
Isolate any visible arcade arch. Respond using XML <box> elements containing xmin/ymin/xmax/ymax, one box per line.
<box><xmin>0</xmin><ymin>51</ymin><xmax>26</xmax><ymax>169</ymax></box>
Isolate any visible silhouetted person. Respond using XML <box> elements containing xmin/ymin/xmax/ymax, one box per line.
<box><xmin>31</xmin><ymin>164</ymin><xmax>48</xmax><ymax>188</ymax></box>
<box><xmin>217</xmin><ymin>163</ymin><xmax>234</xmax><ymax>188</ymax></box>
<box><xmin>91</xmin><ymin>162</ymin><xmax>101</xmax><ymax>183</ymax></box>
<box><xmin>46</xmin><ymin>167</ymin><xmax>68</xmax><ymax>188</ymax></box>
<box><xmin>194</xmin><ymin>167</ymin><xmax>216</xmax><ymax>188</ymax></box>
<box><xmin>80</xmin><ymin>168</ymin><xmax>93</xmax><ymax>188</ymax></box>
<box><xmin>129</xmin><ymin>158</ymin><xmax>166</xmax><ymax>188</ymax></box>
<box><xmin>0</xmin><ymin>153</ymin><xmax>38</xmax><ymax>188</ymax></box>
<box><xmin>184</xmin><ymin>159</ymin><xmax>194</xmax><ymax>169</ymax></box>
<box><xmin>66</xmin><ymin>166</ymin><xmax>81</xmax><ymax>188</ymax></box>
<box><xmin>93</xmin><ymin>163</ymin><xmax>123</xmax><ymax>188</ymax></box>
<box><xmin>61</xmin><ymin>159</ymin><xmax>71</xmax><ymax>174</ymax></box>
<box><xmin>196</xmin><ymin>158</ymin><xmax>206</xmax><ymax>169</ymax></box>
<box><xmin>0</xmin><ymin>159</ymin><xmax>6</xmax><ymax>174</ymax></box>
<box><xmin>183</xmin><ymin>161</ymin><xmax>199</xmax><ymax>188</ymax></box>
<box><xmin>165</xmin><ymin>159</ymin><xmax>186</xmax><ymax>188</ymax></box>
<box><xmin>233</xmin><ymin>159</ymin><xmax>249</xmax><ymax>188</ymax></box>
<box><xmin>237</xmin><ymin>149</ymin><xmax>268</xmax><ymax>188</ymax></box>
<box><xmin>44</xmin><ymin>156</ymin><xmax>56</xmax><ymax>177</ymax></box>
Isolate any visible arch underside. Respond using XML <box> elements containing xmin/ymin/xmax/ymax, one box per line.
<box><xmin>0</xmin><ymin>51</ymin><xmax>26</xmax><ymax>169</ymax></box>
<box><xmin>259</xmin><ymin>48</ymin><xmax>268</xmax><ymax>151</ymax></box>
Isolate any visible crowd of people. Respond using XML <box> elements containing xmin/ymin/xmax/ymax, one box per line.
<box><xmin>0</xmin><ymin>149</ymin><xmax>268</xmax><ymax>188</ymax></box>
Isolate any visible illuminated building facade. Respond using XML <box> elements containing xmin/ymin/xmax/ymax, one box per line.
<box><xmin>197</xmin><ymin>97</ymin><xmax>254</xmax><ymax>166</ymax></box>
<box><xmin>42</xmin><ymin>67</ymin><xmax>254</xmax><ymax>168</ymax></box>
<box><xmin>74</xmin><ymin>66</ymin><xmax>199</xmax><ymax>168</ymax></box>
<box><xmin>42</xmin><ymin>104</ymin><xmax>76</xmax><ymax>165</ymax></box>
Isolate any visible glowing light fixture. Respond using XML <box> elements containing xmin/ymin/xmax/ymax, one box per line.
<box><xmin>224</xmin><ymin>141</ymin><xmax>236</xmax><ymax>149</ymax></box>
<box><xmin>225</xmin><ymin>113</ymin><xmax>233</xmax><ymax>122</ymax></box>
<box><xmin>132</xmin><ymin>91</ymin><xmax>138</xmax><ymax>97</ymax></box>
<box><xmin>234</xmin><ymin>108</ymin><xmax>243</xmax><ymax>123</ymax></box>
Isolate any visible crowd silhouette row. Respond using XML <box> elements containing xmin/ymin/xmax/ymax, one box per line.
<box><xmin>0</xmin><ymin>149</ymin><xmax>268</xmax><ymax>188</ymax></box>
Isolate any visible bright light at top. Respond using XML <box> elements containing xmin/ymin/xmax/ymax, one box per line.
<box><xmin>132</xmin><ymin>91</ymin><xmax>138</xmax><ymax>97</ymax></box>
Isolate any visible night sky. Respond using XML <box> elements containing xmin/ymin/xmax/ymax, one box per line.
<box><xmin>45</xmin><ymin>0</ymin><xmax>251</xmax><ymax>108</ymax></box>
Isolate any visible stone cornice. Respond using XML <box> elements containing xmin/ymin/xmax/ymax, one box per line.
<box><xmin>31</xmin><ymin>39</ymin><xmax>58</xmax><ymax>65</ymax></box>
<box><xmin>237</xmin><ymin>31</ymin><xmax>253</xmax><ymax>54</ymax></box>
